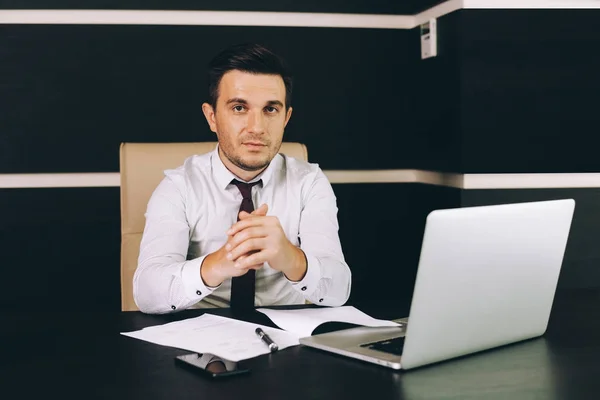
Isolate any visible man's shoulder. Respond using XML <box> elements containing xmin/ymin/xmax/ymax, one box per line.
<box><xmin>163</xmin><ymin>152</ymin><xmax>212</xmax><ymax>183</ymax></box>
<box><xmin>278</xmin><ymin>153</ymin><xmax>321</xmax><ymax>179</ymax></box>
<box><xmin>277</xmin><ymin>154</ymin><xmax>334</xmax><ymax>201</ymax></box>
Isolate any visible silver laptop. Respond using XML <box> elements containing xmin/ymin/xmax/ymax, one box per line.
<box><xmin>300</xmin><ymin>199</ymin><xmax>575</xmax><ymax>370</ymax></box>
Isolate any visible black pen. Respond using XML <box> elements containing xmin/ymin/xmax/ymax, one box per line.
<box><xmin>255</xmin><ymin>327</ymin><xmax>279</xmax><ymax>352</ymax></box>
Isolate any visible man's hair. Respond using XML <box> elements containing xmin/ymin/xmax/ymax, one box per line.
<box><xmin>207</xmin><ymin>43</ymin><xmax>293</xmax><ymax>111</ymax></box>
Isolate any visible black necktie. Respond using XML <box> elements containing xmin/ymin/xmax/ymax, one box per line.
<box><xmin>230</xmin><ymin>179</ymin><xmax>261</xmax><ymax>310</ymax></box>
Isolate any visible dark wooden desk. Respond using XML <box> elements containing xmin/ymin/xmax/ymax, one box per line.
<box><xmin>2</xmin><ymin>289</ymin><xmax>600</xmax><ymax>400</ymax></box>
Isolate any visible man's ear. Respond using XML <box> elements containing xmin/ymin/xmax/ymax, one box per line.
<box><xmin>284</xmin><ymin>106</ymin><xmax>293</xmax><ymax>127</ymax></box>
<box><xmin>202</xmin><ymin>103</ymin><xmax>218</xmax><ymax>133</ymax></box>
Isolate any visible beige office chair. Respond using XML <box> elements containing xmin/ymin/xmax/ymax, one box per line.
<box><xmin>119</xmin><ymin>142</ymin><xmax>309</xmax><ymax>311</ymax></box>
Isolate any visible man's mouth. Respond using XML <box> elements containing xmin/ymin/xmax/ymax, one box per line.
<box><xmin>243</xmin><ymin>142</ymin><xmax>267</xmax><ymax>147</ymax></box>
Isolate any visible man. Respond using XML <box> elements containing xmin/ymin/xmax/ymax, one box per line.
<box><xmin>133</xmin><ymin>43</ymin><xmax>351</xmax><ymax>314</ymax></box>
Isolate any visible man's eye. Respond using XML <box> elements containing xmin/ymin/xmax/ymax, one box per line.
<box><xmin>233</xmin><ymin>105</ymin><xmax>245</xmax><ymax>112</ymax></box>
<box><xmin>265</xmin><ymin>107</ymin><xmax>278</xmax><ymax>113</ymax></box>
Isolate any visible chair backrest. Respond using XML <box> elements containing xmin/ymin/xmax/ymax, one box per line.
<box><xmin>119</xmin><ymin>142</ymin><xmax>309</xmax><ymax>311</ymax></box>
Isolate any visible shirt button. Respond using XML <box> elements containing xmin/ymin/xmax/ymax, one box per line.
<box><xmin>301</xmin><ymin>286</ymin><xmax>307</xmax><ymax>291</ymax></box>
<box><xmin>196</xmin><ymin>290</ymin><xmax>202</xmax><ymax>296</ymax></box>
<box><xmin>171</xmin><ymin>305</ymin><xmax>176</xmax><ymax>310</ymax></box>
<box><xmin>319</xmin><ymin>299</ymin><xmax>324</xmax><ymax>303</ymax></box>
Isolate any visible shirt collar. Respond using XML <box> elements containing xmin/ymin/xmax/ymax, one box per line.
<box><xmin>211</xmin><ymin>144</ymin><xmax>279</xmax><ymax>190</ymax></box>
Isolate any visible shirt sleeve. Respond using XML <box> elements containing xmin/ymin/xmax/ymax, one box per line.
<box><xmin>287</xmin><ymin>168</ymin><xmax>352</xmax><ymax>306</ymax></box>
<box><xmin>133</xmin><ymin>172</ymin><xmax>219</xmax><ymax>314</ymax></box>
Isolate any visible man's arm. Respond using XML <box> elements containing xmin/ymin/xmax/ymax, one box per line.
<box><xmin>133</xmin><ymin>174</ymin><xmax>216</xmax><ymax>314</ymax></box>
<box><xmin>289</xmin><ymin>169</ymin><xmax>352</xmax><ymax>306</ymax></box>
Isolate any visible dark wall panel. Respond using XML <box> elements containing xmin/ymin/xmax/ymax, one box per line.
<box><xmin>0</xmin><ymin>0</ymin><xmax>446</xmax><ymax>14</ymax></box>
<box><xmin>410</xmin><ymin>11</ymin><xmax>461</xmax><ymax>172</ymax></box>
<box><xmin>459</xmin><ymin>10</ymin><xmax>600</xmax><ymax>173</ymax></box>
<box><xmin>335</xmin><ymin>183</ymin><xmax>461</xmax><ymax>314</ymax></box>
<box><xmin>0</xmin><ymin>25</ymin><xmax>418</xmax><ymax>173</ymax></box>
<box><xmin>461</xmin><ymin>188</ymin><xmax>600</xmax><ymax>291</ymax></box>
<box><xmin>0</xmin><ymin>188</ymin><xmax>121</xmax><ymax>311</ymax></box>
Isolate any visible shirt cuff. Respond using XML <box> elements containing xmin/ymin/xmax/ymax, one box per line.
<box><xmin>289</xmin><ymin>253</ymin><xmax>321</xmax><ymax>297</ymax></box>
<box><xmin>181</xmin><ymin>255</ymin><xmax>219</xmax><ymax>300</ymax></box>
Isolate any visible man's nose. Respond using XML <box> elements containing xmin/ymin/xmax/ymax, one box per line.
<box><xmin>247</xmin><ymin>110</ymin><xmax>265</xmax><ymax>134</ymax></box>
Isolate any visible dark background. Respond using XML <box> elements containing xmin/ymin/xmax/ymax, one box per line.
<box><xmin>1</xmin><ymin>3</ymin><xmax>599</xmax><ymax>312</ymax></box>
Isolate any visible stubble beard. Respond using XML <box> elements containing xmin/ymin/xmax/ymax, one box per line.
<box><xmin>220</xmin><ymin>138</ymin><xmax>282</xmax><ymax>172</ymax></box>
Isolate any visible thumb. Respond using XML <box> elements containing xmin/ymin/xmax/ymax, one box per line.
<box><xmin>238</xmin><ymin>210</ymin><xmax>252</xmax><ymax>220</ymax></box>
<box><xmin>238</xmin><ymin>204</ymin><xmax>268</xmax><ymax>220</ymax></box>
<box><xmin>251</xmin><ymin>203</ymin><xmax>268</xmax><ymax>216</ymax></box>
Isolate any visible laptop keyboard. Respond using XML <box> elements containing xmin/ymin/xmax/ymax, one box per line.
<box><xmin>360</xmin><ymin>336</ymin><xmax>405</xmax><ymax>356</ymax></box>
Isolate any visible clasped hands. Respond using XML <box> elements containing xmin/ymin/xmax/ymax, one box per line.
<box><xmin>200</xmin><ymin>204</ymin><xmax>307</xmax><ymax>287</ymax></box>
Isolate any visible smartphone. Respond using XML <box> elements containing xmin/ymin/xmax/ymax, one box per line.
<box><xmin>175</xmin><ymin>353</ymin><xmax>251</xmax><ymax>379</ymax></box>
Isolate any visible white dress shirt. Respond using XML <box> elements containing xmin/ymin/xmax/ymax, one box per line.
<box><xmin>133</xmin><ymin>147</ymin><xmax>352</xmax><ymax>314</ymax></box>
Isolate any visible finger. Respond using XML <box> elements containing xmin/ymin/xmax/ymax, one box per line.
<box><xmin>231</xmin><ymin>266</ymin><xmax>260</xmax><ymax>276</ymax></box>
<box><xmin>244</xmin><ymin>261</ymin><xmax>264</xmax><ymax>270</ymax></box>
<box><xmin>225</xmin><ymin>227</ymin><xmax>267</xmax><ymax>251</ymax></box>
<box><xmin>238</xmin><ymin>211</ymin><xmax>252</xmax><ymax>221</ymax></box>
<box><xmin>233</xmin><ymin>255</ymin><xmax>263</xmax><ymax>271</ymax></box>
<box><xmin>237</xmin><ymin>263</ymin><xmax>263</xmax><ymax>271</ymax></box>
<box><xmin>238</xmin><ymin>211</ymin><xmax>252</xmax><ymax>220</ymax></box>
<box><xmin>231</xmin><ymin>255</ymin><xmax>250</xmax><ymax>273</ymax></box>
<box><xmin>235</xmin><ymin>251</ymin><xmax>268</xmax><ymax>269</ymax></box>
<box><xmin>227</xmin><ymin>218</ymin><xmax>265</xmax><ymax>236</ymax></box>
<box><xmin>227</xmin><ymin>238</ymin><xmax>265</xmax><ymax>261</ymax></box>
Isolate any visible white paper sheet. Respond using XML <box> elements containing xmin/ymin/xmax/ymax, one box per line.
<box><xmin>257</xmin><ymin>306</ymin><xmax>400</xmax><ymax>338</ymax></box>
<box><xmin>121</xmin><ymin>314</ymin><xmax>300</xmax><ymax>362</ymax></box>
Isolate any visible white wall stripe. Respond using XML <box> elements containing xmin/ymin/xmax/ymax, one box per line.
<box><xmin>0</xmin><ymin>10</ymin><xmax>415</xmax><ymax>29</ymax></box>
<box><xmin>323</xmin><ymin>170</ymin><xmax>420</xmax><ymax>184</ymax></box>
<box><xmin>0</xmin><ymin>173</ymin><xmax>120</xmax><ymax>188</ymax></box>
<box><xmin>414</xmin><ymin>170</ymin><xmax>464</xmax><ymax>188</ymax></box>
<box><xmin>462</xmin><ymin>173</ymin><xmax>600</xmax><ymax>189</ymax></box>
<box><xmin>462</xmin><ymin>0</ymin><xmax>600</xmax><ymax>9</ymax></box>
<box><xmin>2</xmin><ymin>171</ymin><xmax>600</xmax><ymax>189</ymax></box>
<box><xmin>1</xmin><ymin>1</ymin><xmax>597</xmax><ymax>29</ymax></box>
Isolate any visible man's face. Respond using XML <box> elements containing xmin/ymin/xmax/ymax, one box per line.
<box><xmin>202</xmin><ymin>70</ymin><xmax>292</xmax><ymax>176</ymax></box>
